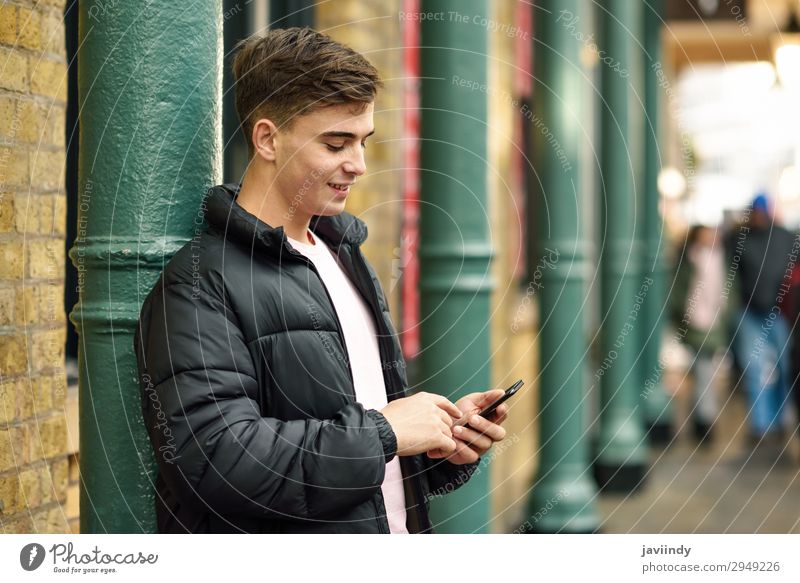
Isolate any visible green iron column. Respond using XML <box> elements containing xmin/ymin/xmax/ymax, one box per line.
<box><xmin>520</xmin><ymin>0</ymin><xmax>600</xmax><ymax>534</ymax></box>
<box><xmin>70</xmin><ymin>2</ymin><xmax>223</xmax><ymax>532</ymax></box>
<box><xmin>593</xmin><ymin>0</ymin><xmax>649</xmax><ymax>492</ymax></box>
<box><xmin>419</xmin><ymin>0</ymin><xmax>494</xmax><ymax>533</ymax></box>
<box><xmin>640</xmin><ymin>0</ymin><xmax>673</xmax><ymax>444</ymax></box>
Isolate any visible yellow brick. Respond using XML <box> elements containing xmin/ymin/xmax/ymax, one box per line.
<box><xmin>17</xmin><ymin>377</ymin><xmax>34</xmax><ymax>420</ymax></box>
<box><xmin>46</xmin><ymin>457</ymin><xmax>68</xmax><ymax>503</ymax></box>
<box><xmin>40</xmin><ymin>414</ymin><xmax>66</xmax><ymax>459</ymax></box>
<box><xmin>0</xmin><ymin>147</ymin><xmax>30</xmax><ymax>188</ymax></box>
<box><xmin>30</xmin><ymin>149</ymin><xmax>64</xmax><ymax>191</ymax></box>
<box><xmin>18</xmin><ymin>467</ymin><xmax>42</xmax><ymax>508</ymax></box>
<box><xmin>14</xmin><ymin>193</ymin><xmax>40</xmax><ymax>234</ymax></box>
<box><xmin>34</xmin><ymin>375</ymin><xmax>53</xmax><ymax>413</ymax></box>
<box><xmin>16</xmin><ymin>284</ymin><xmax>37</xmax><ymax>325</ymax></box>
<box><xmin>27</xmin><ymin>238</ymin><xmax>63</xmax><ymax>279</ymax></box>
<box><xmin>30</xmin><ymin>327</ymin><xmax>64</xmax><ymax>370</ymax></box>
<box><xmin>0</xmin><ymin>285</ymin><xmax>15</xmax><ymax>326</ymax></box>
<box><xmin>53</xmin><ymin>194</ymin><xmax>66</xmax><ymax>235</ymax></box>
<box><xmin>0</xmin><ymin>96</ymin><xmax>20</xmax><ymax>140</ymax></box>
<box><xmin>38</xmin><ymin>194</ymin><xmax>56</xmax><ymax>235</ymax></box>
<box><xmin>51</xmin><ymin>372</ymin><xmax>66</xmax><ymax>409</ymax></box>
<box><xmin>33</xmin><ymin>504</ymin><xmax>69</xmax><ymax>533</ymax></box>
<box><xmin>25</xmin><ymin>422</ymin><xmax>44</xmax><ymax>463</ymax></box>
<box><xmin>0</xmin><ymin>379</ymin><xmax>17</xmax><ymax>424</ymax></box>
<box><xmin>17</xmin><ymin>7</ymin><xmax>41</xmax><ymax>51</ymax></box>
<box><xmin>16</xmin><ymin>193</ymin><xmax>57</xmax><ymax>235</ymax></box>
<box><xmin>0</xmin><ymin>240</ymin><xmax>24</xmax><ymax>279</ymax></box>
<box><xmin>30</xmin><ymin>150</ymin><xmax>64</xmax><ymax>192</ymax></box>
<box><xmin>0</xmin><ymin>193</ymin><xmax>14</xmax><ymax>232</ymax></box>
<box><xmin>41</xmin><ymin>11</ymin><xmax>65</xmax><ymax>55</ymax></box>
<box><xmin>17</xmin><ymin>99</ymin><xmax>47</xmax><ymax>144</ymax></box>
<box><xmin>0</xmin><ymin>4</ymin><xmax>18</xmax><ymax>46</ymax></box>
<box><xmin>29</xmin><ymin>57</ymin><xmax>66</xmax><ymax>101</ymax></box>
<box><xmin>39</xmin><ymin>283</ymin><xmax>64</xmax><ymax>323</ymax></box>
<box><xmin>44</xmin><ymin>104</ymin><xmax>65</xmax><ymax>148</ymax></box>
<box><xmin>0</xmin><ymin>425</ymin><xmax>25</xmax><ymax>473</ymax></box>
<box><xmin>0</xmin><ymin>473</ymin><xmax>22</xmax><ymax>515</ymax></box>
<box><xmin>1</xmin><ymin>513</ymin><xmax>33</xmax><ymax>533</ymax></box>
<box><xmin>0</xmin><ymin>333</ymin><xmax>28</xmax><ymax>376</ymax></box>
<box><xmin>0</xmin><ymin>48</ymin><xmax>28</xmax><ymax>92</ymax></box>
<box><xmin>29</xmin><ymin>414</ymin><xmax>65</xmax><ymax>462</ymax></box>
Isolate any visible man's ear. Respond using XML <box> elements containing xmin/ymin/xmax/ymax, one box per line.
<box><xmin>252</xmin><ymin>118</ymin><xmax>278</xmax><ymax>161</ymax></box>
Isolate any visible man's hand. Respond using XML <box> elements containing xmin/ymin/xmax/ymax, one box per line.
<box><xmin>380</xmin><ymin>391</ymin><xmax>462</xmax><ymax>457</ymax></box>
<box><xmin>427</xmin><ymin>389</ymin><xmax>509</xmax><ymax>464</ymax></box>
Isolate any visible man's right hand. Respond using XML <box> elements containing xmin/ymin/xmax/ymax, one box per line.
<box><xmin>379</xmin><ymin>392</ymin><xmax>462</xmax><ymax>457</ymax></box>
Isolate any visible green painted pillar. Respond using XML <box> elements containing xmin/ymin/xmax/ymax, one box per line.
<box><xmin>419</xmin><ymin>0</ymin><xmax>493</xmax><ymax>533</ymax></box>
<box><xmin>640</xmin><ymin>0</ymin><xmax>673</xmax><ymax>444</ymax></box>
<box><xmin>520</xmin><ymin>0</ymin><xmax>600</xmax><ymax>534</ymax></box>
<box><xmin>70</xmin><ymin>1</ymin><xmax>223</xmax><ymax>532</ymax></box>
<box><xmin>593</xmin><ymin>0</ymin><xmax>649</xmax><ymax>492</ymax></box>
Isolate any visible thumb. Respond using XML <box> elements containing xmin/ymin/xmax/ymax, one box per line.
<box><xmin>479</xmin><ymin>389</ymin><xmax>505</xmax><ymax>407</ymax></box>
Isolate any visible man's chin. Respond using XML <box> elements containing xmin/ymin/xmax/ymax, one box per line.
<box><xmin>314</xmin><ymin>202</ymin><xmax>347</xmax><ymax>216</ymax></box>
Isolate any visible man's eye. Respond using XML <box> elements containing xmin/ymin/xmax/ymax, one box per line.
<box><xmin>326</xmin><ymin>144</ymin><xmax>345</xmax><ymax>152</ymax></box>
<box><xmin>361</xmin><ymin>141</ymin><xmax>367</xmax><ymax>150</ymax></box>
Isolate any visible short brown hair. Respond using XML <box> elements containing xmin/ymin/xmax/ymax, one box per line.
<box><xmin>232</xmin><ymin>27</ymin><xmax>382</xmax><ymax>156</ymax></box>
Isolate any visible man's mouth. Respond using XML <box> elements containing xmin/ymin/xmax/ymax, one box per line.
<box><xmin>327</xmin><ymin>182</ymin><xmax>352</xmax><ymax>195</ymax></box>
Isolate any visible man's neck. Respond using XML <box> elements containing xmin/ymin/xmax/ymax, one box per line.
<box><xmin>236</xmin><ymin>168</ymin><xmax>312</xmax><ymax>242</ymax></box>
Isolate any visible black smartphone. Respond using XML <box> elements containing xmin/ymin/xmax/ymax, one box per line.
<box><xmin>479</xmin><ymin>379</ymin><xmax>524</xmax><ymax>419</ymax></box>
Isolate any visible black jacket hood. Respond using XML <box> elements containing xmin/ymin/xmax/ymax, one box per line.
<box><xmin>203</xmin><ymin>182</ymin><xmax>368</xmax><ymax>256</ymax></box>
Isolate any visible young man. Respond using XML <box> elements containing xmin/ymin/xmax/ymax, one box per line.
<box><xmin>134</xmin><ymin>27</ymin><xmax>508</xmax><ymax>534</ymax></box>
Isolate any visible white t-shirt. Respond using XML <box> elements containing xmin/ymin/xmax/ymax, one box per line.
<box><xmin>286</xmin><ymin>228</ymin><xmax>409</xmax><ymax>534</ymax></box>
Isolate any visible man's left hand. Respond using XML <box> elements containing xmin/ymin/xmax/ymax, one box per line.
<box><xmin>427</xmin><ymin>389</ymin><xmax>509</xmax><ymax>465</ymax></box>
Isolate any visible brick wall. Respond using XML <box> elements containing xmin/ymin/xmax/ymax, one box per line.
<box><xmin>0</xmin><ymin>0</ymin><xmax>70</xmax><ymax>533</ymax></box>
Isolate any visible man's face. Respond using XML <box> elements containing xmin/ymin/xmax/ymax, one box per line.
<box><xmin>272</xmin><ymin>101</ymin><xmax>374</xmax><ymax>219</ymax></box>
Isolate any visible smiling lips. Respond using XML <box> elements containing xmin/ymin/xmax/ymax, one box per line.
<box><xmin>328</xmin><ymin>182</ymin><xmax>352</xmax><ymax>196</ymax></box>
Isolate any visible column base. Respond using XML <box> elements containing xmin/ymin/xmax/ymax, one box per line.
<box><xmin>594</xmin><ymin>462</ymin><xmax>647</xmax><ymax>494</ymax></box>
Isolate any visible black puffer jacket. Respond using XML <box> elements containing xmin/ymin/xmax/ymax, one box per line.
<box><xmin>133</xmin><ymin>183</ymin><xmax>479</xmax><ymax>533</ymax></box>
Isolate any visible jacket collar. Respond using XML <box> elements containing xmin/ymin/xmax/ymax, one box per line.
<box><xmin>203</xmin><ymin>182</ymin><xmax>368</xmax><ymax>254</ymax></box>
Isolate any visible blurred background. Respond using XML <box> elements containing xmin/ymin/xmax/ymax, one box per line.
<box><xmin>1</xmin><ymin>0</ymin><xmax>799</xmax><ymax>534</ymax></box>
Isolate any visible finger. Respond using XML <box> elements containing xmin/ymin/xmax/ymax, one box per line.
<box><xmin>488</xmin><ymin>404</ymin><xmax>508</xmax><ymax>425</ymax></box>
<box><xmin>427</xmin><ymin>447</ymin><xmax>446</xmax><ymax>459</ymax></box>
<box><xmin>437</xmin><ymin>407</ymin><xmax>454</xmax><ymax>428</ymax></box>
<box><xmin>438</xmin><ymin>434</ymin><xmax>457</xmax><ymax>455</ymax></box>
<box><xmin>453</xmin><ymin>407</ymin><xmax>480</xmax><ymax>427</ymax></box>
<box><xmin>458</xmin><ymin>444</ymin><xmax>481</xmax><ymax>464</ymax></box>
<box><xmin>467</xmin><ymin>414</ymin><xmax>507</xmax><ymax>442</ymax></box>
<box><xmin>451</xmin><ymin>438</ymin><xmax>482</xmax><ymax>463</ymax></box>
<box><xmin>452</xmin><ymin>425</ymin><xmax>493</xmax><ymax>451</ymax></box>
<box><xmin>439</xmin><ymin>420</ymin><xmax>453</xmax><ymax>437</ymax></box>
<box><xmin>478</xmin><ymin>389</ymin><xmax>505</xmax><ymax>406</ymax></box>
<box><xmin>433</xmin><ymin>395</ymin><xmax>463</xmax><ymax>419</ymax></box>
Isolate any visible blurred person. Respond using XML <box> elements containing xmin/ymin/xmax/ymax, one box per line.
<box><xmin>133</xmin><ymin>28</ymin><xmax>508</xmax><ymax>534</ymax></box>
<box><xmin>670</xmin><ymin>225</ymin><xmax>729</xmax><ymax>445</ymax></box>
<box><xmin>726</xmin><ymin>194</ymin><xmax>796</xmax><ymax>444</ymax></box>
<box><xmin>784</xmin><ymin>235</ymin><xmax>800</xmax><ymax>453</ymax></box>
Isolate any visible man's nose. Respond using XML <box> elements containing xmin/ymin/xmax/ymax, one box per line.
<box><xmin>343</xmin><ymin>145</ymin><xmax>367</xmax><ymax>176</ymax></box>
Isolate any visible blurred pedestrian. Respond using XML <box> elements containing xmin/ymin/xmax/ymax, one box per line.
<box><xmin>727</xmin><ymin>194</ymin><xmax>796</xmax><ymax>443</ymax></box>
<box><xmin>670</xmin><ymin>225</ymin><xmax>729</xmax><ymax>444</ymax></box>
